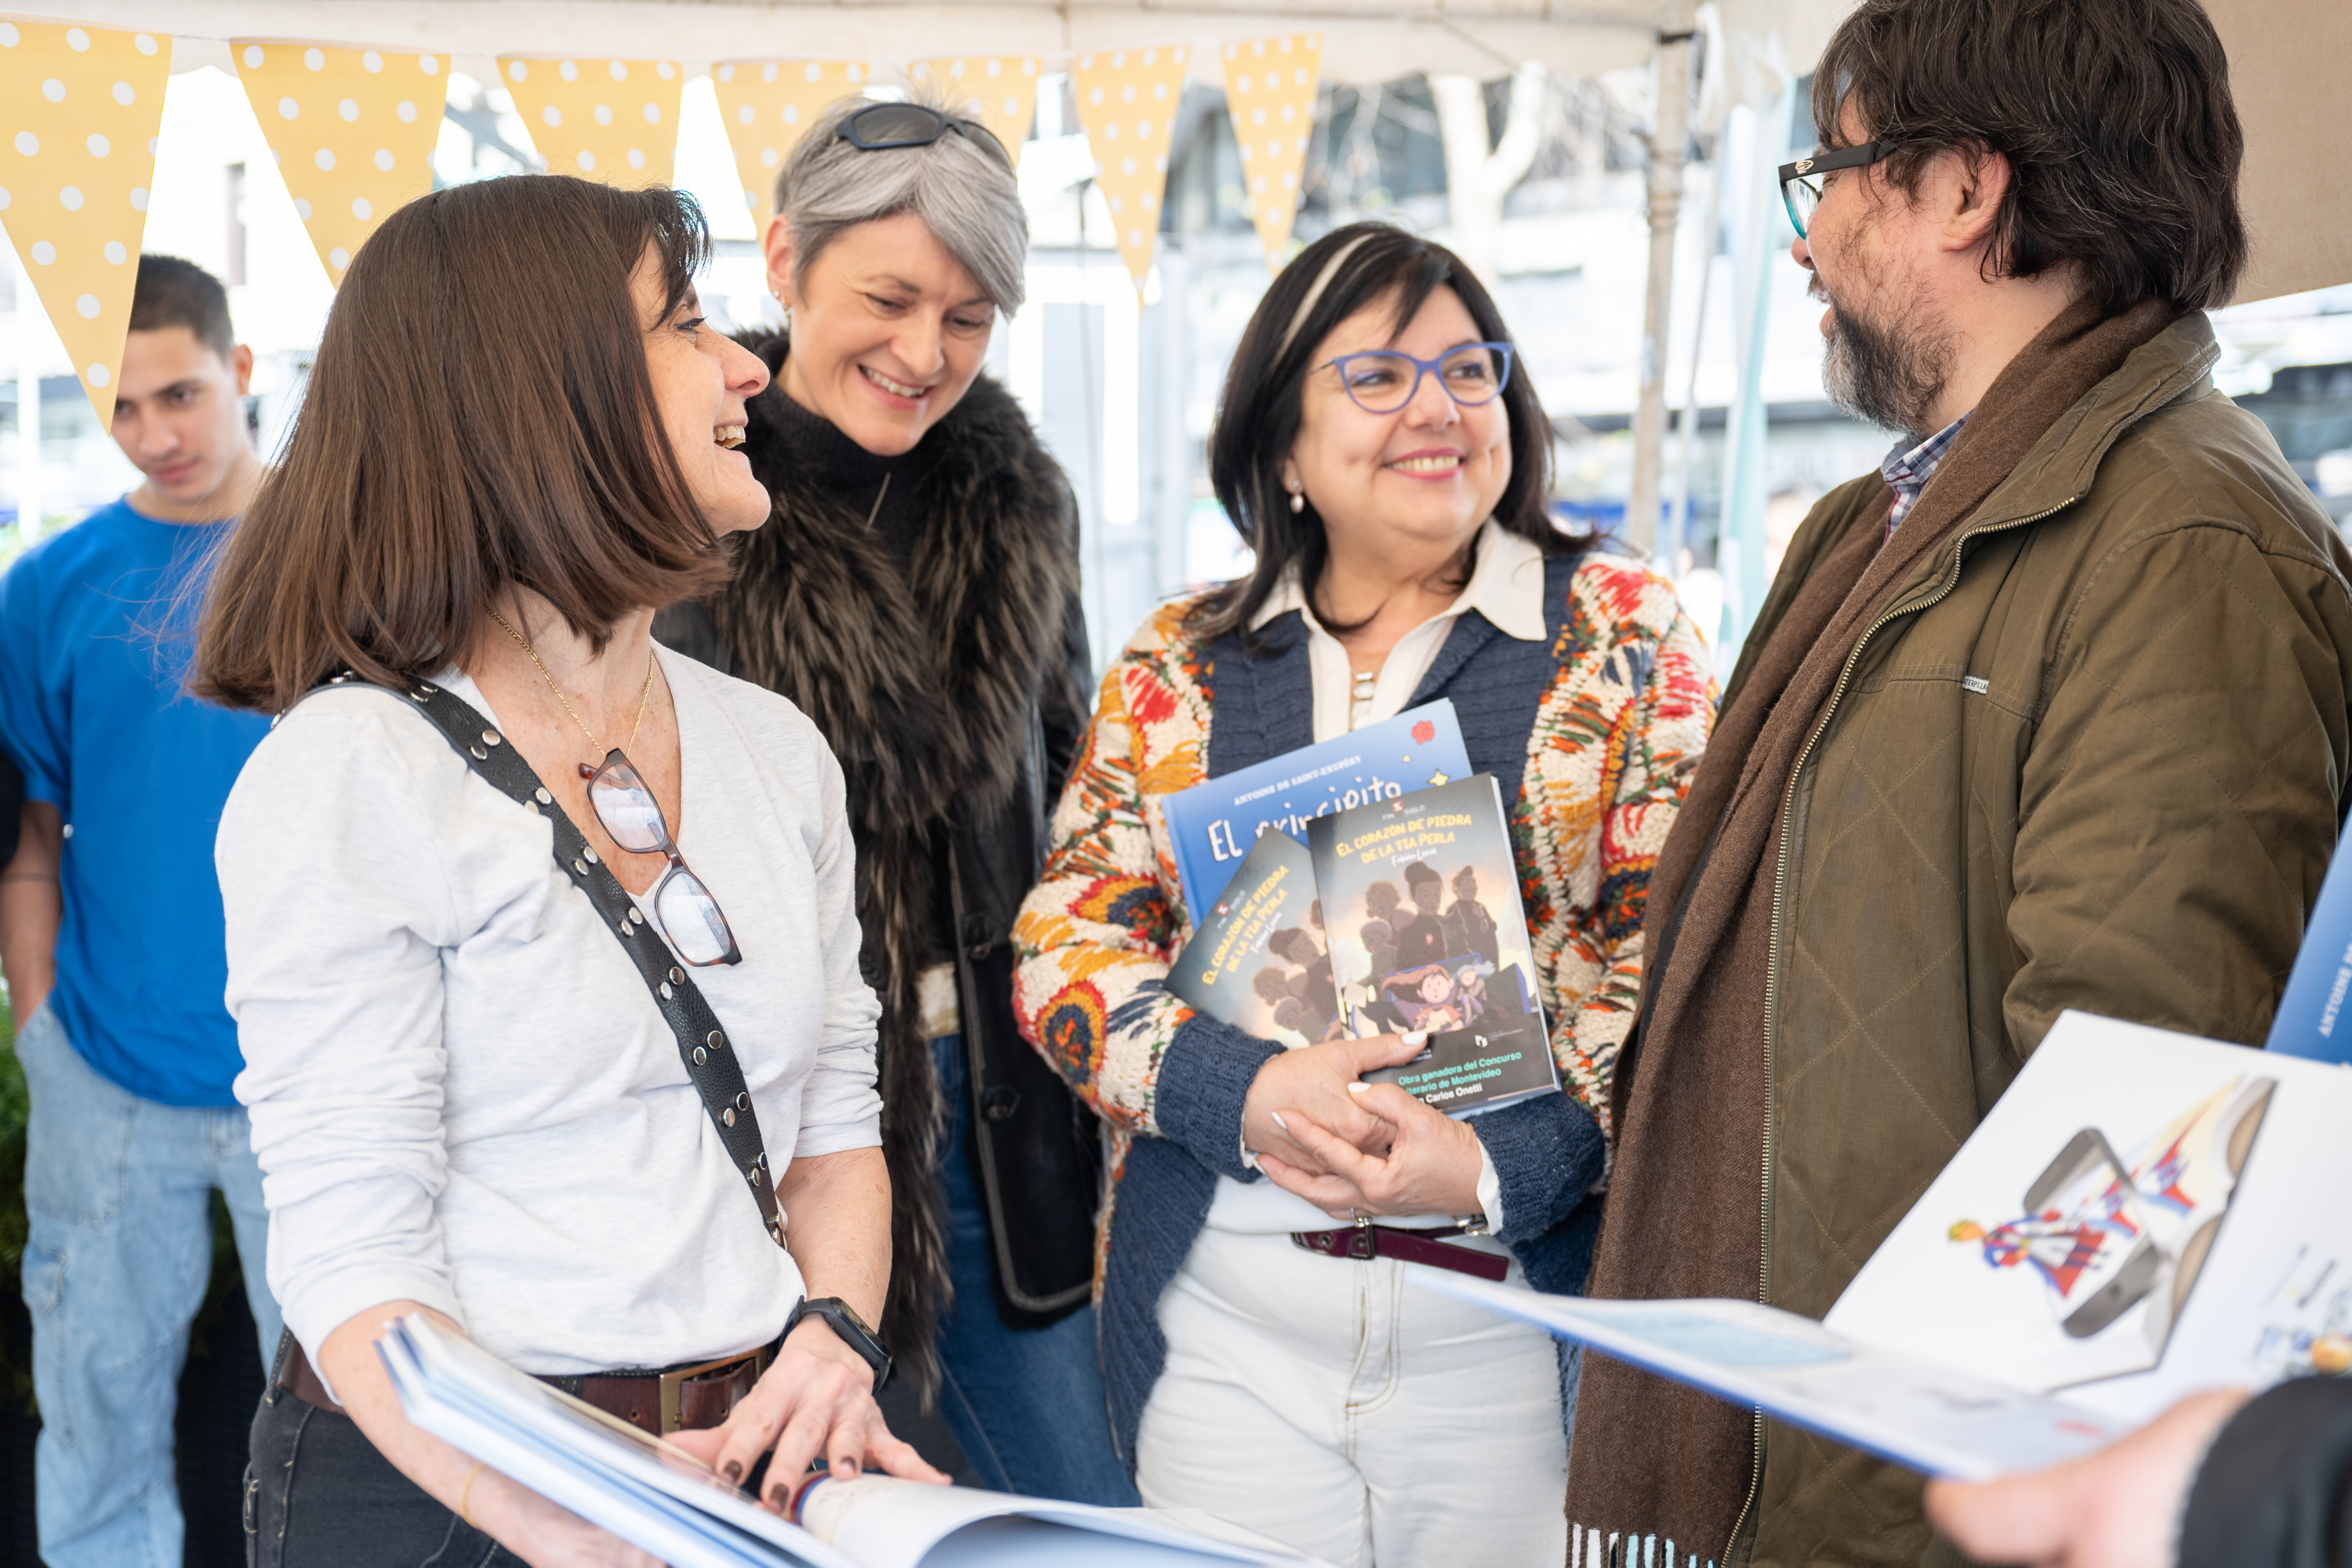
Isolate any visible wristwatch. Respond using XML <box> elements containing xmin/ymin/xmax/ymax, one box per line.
<box><xmin>784</xmin><ymin>1296</ymin><xmax>892</xmax><ymax>1392</ymax></box>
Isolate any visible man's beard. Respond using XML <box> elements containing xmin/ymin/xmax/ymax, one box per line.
<box><xmin>1821</xmin><ymin>291</ymin><xmax>1953</xmax><ymax>441</ymax></box>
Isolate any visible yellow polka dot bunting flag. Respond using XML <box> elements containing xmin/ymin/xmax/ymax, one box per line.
<box><xmin>0</xmin><ymin>18</ymin><xmax>170</xmax><ymax>423</ymax></box>
<box><xmin>1070</xmin><ymin>45</ymin><xmax>1190</xmax><ymax>298</ymax></box>
<box><xmin>232</xmin><ymin>42</ymin><xmax>449</xmax><ymax>289</ymax></box>
<box><xmin>711</xmin><ymin>60</ymin><xmax>869</xmax><ymax>234</ymax></box>
<box><xmin>501</xmin><ymin>56</ymin><xmax>683</xmax><ymax>187</ymax></box>
<box><xmin>1221</xmin><ymin>34</ymin><xmax>1321</xmax><ymax>270</ymax></box>
<box><xmin>909</xmin><ymin>56</ymin><xmax>1039</xmax><ymax>169</ymax></box>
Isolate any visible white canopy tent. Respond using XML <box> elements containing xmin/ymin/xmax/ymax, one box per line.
<box><xmin>13</xmin><ymin>0</ymin><xmax>2349</xmax><ymax>564</ymax></box>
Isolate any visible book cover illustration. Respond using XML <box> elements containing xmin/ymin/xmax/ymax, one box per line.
<box><xmin>1826</xmin><ymin>1013</ymin><xmax>2352</xmax><ymax>1424</ymax></box>
<box><xmin>1944</xmin><ymin>1075</ymin><xmax>2274</xmax><ymax>1388</ymax></box>
<box><xmin>1428</xmin><ymin>1015</ymin><xmax>2352</xmax><ymax>1480</ymax></box>
<box><xmin>2267</xmin><ymin>833</ymin><xmax>2352</xmax><ymax>1062</ymax></box>
<box><xmin>1160</xmin><ymin>699</ymin><xmax>1471</xmax><ymax>924</ymax></box>
<box><xmin>1164</xmin><ymin>827</ymin><xmax>1338</xmax><ymax>1048</ymax></box>
<box><xmin>1305</xmin><ymin>775</ymin><xmax>1560</xmax><ymax>1116</ymax></box>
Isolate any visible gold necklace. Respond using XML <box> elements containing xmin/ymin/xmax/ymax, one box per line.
<box><xmin>488</xmin><ymin>608</ymin><xmax>656</xmax><ymax>773</ymax></box>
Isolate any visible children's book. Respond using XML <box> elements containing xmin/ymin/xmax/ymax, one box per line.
<box><xmin>1420</xmin><ymin>1009</ymin><xmax>2352</xmax><ymax>1480</ymax></box>
<box><xmin>1159</xmin><ymin>700</ymin><xmax>1471</xmax><ymax>924</ymax></box>
<box><xmin>2265</xmin><ymin>835</ymin><xmax>2352</xmax><ymax>1062</ymax></box>
<box><xmin>1164</xmin><ymin>829</ymin><xmax>1335</xmax><ymax>1048</ymax></box>
<box><xmin>377</xmin><ymin>1312</ymin><xmax>1324</xmax><ymax>1568</ymax></box>
<box><xmin>1304</xmin><ymin>775</ymin><xmax>1561</xmax><ymax>1116</ymax></box>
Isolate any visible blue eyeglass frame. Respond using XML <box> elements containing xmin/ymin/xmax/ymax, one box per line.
<box><xmin>1321</xmin><ymin>342</ymin><xmax>1515</xmax><ymax>414</ymax></box>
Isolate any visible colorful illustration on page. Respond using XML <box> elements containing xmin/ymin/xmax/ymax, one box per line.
<box><xmin>1947</xmin><ymin>1076</ymin><xmax>2274</xmax><ymax>1385</ymax></box>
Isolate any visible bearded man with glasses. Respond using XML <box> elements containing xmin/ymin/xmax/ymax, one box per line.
<box><xmin>1567</xmin><ymin>3</ymin><xmax>2352</xmax><ymax>1566</ymax></box>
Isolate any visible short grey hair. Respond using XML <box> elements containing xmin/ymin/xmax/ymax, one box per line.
<box><xmin>772</xmin><ymin>87</ymin><xmax>1028</xmax><ymax>314</ymax></box>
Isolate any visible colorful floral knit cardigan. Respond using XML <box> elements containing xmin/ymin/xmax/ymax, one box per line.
<box><xmin>1011</xmin><ymin>554</ymin><xmax>1715</xmax><ymax>1279</ymax></box>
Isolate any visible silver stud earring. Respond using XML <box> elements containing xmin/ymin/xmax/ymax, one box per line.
<box><xmin>1288</xmin><ymin>488</ymin><xmax>1305</xmax><ymax>514</ymax></box>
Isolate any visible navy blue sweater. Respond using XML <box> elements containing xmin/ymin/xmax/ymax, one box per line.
<box><xmin>1098</xmin><ymin>552</ymin><xmax>1610</xmax><ymax>1464</ymax></box>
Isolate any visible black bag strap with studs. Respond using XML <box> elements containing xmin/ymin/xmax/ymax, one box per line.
<box><xmin>304</xmin><ymin>672</ymin><xmax>786</xmax><ymax>1247</ymax></box>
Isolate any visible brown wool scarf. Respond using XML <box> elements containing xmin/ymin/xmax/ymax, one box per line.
<box><xmin>1563</xmin><ymin>294</ymin><xmax>2177</xmax><ymax>1566</ymax></box>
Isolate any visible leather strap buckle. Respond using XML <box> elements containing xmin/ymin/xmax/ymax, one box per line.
<box><xmin>1289</xmin><ymin>1222</ymin><xmax>1511</xmax><ymax>1282</ymax></box>
<box><xmin>658</xmin><ymin>1345</ymin><xmax>771</xmax><ymax>1435</ymax></box>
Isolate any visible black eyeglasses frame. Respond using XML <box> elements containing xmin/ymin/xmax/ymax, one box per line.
<box><xmin>583</xmin><ymin>747</ymin><xmax>743</xmax><ymax>967</ymax></box>
<box><xmin>833</xmin><ymin>102</ymin><xmax>1013</xmax><ymax>171</ymax></box>
<box><xmin>1777</xmin><ymin>140</ymin><xmax>1891</xmax><ymax>239</ymax></box>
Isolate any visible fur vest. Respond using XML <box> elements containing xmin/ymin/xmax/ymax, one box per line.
<box><xmin>659</xmin><ymin>333</ymin><xmax>1092</xmax><ymax>1398</ymax></box>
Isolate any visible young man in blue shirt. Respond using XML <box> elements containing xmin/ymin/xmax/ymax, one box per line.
<box><xmin>0</xmin><ymin>256</ymin><xmax>278</xmax><ymax>1567</ymax></box>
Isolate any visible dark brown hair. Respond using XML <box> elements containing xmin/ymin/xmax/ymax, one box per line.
<box><xmin>1813</xmin><ymin>0</ymin><xmax>2246</xmax><ymax>313</ymax></box>
<box><xmin>1196</xmin><ymin>221</ymin><xmax>1581</xmax><ymax>644</ymax></box>
<box><xmin>130</xmin><ymin>254</ymin><xmax>235</xmax><ymax>361</ymax></box>
<box><xmin>194</xmin><ymin>175</ymin><xmax>729</xmax><ymax>712</ymax></box>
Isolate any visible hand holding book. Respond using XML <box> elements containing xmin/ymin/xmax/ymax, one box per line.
<box><xmin>1258</xmin><ymin>1076</ymin><xmax>1487</xmax><ymax>1220</ymax></box>
<box><xmin>1240</xmin><ymin>1033</ymin><xmax>1428</xmax><ymax>1174</ymax></box>
<box><xmin>666</xmin><ymin>1319</ymin><xmax>946</xmax><ymax>1509</ymax></box>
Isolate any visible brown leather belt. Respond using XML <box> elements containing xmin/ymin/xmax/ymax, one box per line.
<box><xmin>281</xmin><ymin>1334</ymin><xmax>774</xmax><ymax>1436</ymax></box>
<box><xmin>1290</xmin><ymin>1221</ymin><xmax>1510</xmax><ymax>1282</ymax></box>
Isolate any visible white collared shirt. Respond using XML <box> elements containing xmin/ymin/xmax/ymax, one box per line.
<box><xmin>1250</xmin><ymin>520</ymin><xmax>1551</xmax><ymax>742</ymax></box>
<box><xmin>1213</xmin><ymin>519</ymin><xmax>1545</xmax><ymax>1236</ymax></box>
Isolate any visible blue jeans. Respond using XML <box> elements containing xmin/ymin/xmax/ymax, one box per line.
<box><xmin>930</xmin><ymin>1034</ymin><xmax>1137</xmax><ymax>1505</ymax></box>
<box><xmin>16</xmin><ymin>1000</ymin><xmax>281</xmax><ymax>1568</ymax></box>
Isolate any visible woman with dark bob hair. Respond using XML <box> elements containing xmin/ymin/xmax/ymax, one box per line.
<box><xmin>196</xmin><ymin>176</ymin><xmax>942</xmax><ymax>1562</ymax></box>
<box><xmin>1011</xmin><ymin>221</ymin><xmax>1716</xmax><ymax>1564</ymax></box>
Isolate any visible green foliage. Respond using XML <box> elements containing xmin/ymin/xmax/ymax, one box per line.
<box><xmin>0</xmin><ymin>997</ymin><xmax>31</xmax><ymax>1414</ymax></box>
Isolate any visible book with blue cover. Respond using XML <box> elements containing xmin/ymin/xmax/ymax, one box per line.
<box><xmin>2265</xmin><ymin>838</ymin><xmax>2352</xmax><ymax>1062</ymax></box>
<box><xmin>1160</xmin><ymin>700</ymin><xmax>1472</xmax><ymax>925</ymax></box>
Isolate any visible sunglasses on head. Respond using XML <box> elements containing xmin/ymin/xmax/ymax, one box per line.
<box><xmin>835</xmin><ymin>102</ymin><xmax>1013</xmax><ymax>169</ymax></box>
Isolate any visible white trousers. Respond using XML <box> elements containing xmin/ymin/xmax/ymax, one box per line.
<box><xmin>1136</xmin><ymin>1224</ymin><xmax>1568</xmax><ymax>1568</ymax></box>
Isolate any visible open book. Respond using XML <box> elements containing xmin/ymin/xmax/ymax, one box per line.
<box><xmin>377</xmin><ymin>1312</ymin><xmax>1325</xmax><ymax>1567</ymax></box>
<box><xmin>1421</xmin><ymin>1009</ymin><xmax>2352</xmax><ymax>1479</ymax></box>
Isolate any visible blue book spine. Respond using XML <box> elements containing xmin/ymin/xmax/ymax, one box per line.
<box><xmin>2267</xmin><ymin>842</ymin><xmax>2352</xmax><ymax>1062</ymax></box>
<box><xmin>1161</xmin><ymin>699</ymin><xmax>1473</xmax><ymax>925</ymax></box>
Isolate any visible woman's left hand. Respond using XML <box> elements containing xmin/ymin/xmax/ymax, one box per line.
<box><xmin>1258</xmin><ymin>1082</ymin><xmax>1486</xmax><ymax>1218</ymax></box>
<box><xmin>668</xmin><ymin>1319</ymin><xmax>949</xmax><ymax>1510</ymax></box>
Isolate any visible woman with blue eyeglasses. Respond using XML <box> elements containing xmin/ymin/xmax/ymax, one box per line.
<box><xmin>1008</xmin><ymin>221</ymin><xmax>1716</xmax><ymax>1565</ymax></box>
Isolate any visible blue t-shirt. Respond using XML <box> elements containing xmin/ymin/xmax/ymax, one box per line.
<box><xmin>0</xmin><ymin>497</ymin><xmax>270</xmax><ymax>1105</ymax></box>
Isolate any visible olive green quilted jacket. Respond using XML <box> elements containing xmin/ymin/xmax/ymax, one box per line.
<box><xmin>1733</xmin><ymin>313</ymin><xmax>2352</xmax><ymax>1566</ymax></box>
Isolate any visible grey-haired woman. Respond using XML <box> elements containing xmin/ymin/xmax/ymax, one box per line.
<box><xmin>654</xmin><ymin>93</ymin><xmax>1129</xmax><ymax>1504</ymax></box>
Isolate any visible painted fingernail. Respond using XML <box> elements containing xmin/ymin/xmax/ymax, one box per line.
<box><xmin>721</xmin><ymin>1459</ymin><xmax>743</xmax><ymax>1483</ymax></box>
<box><xmin>1348</xmin><ymin>1083</ymin><xmax>1369</xmax><ymax>1094</ymax></box>
<box><xmin>1403</xmin><ymin>1030</ymin><xmax>1428</xmax><ymax>1045</ymax></box>
<box><xmin>1271</xmin><ymin>1111</ymin><xmax>1290</xmax><ymax>1131</ymax></box>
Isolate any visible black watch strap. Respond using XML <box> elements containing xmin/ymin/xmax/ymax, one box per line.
<box><xmin>785</xmin><ymin>1296</ymin><xmax>892</xmax><ymax>1392</ymax></box>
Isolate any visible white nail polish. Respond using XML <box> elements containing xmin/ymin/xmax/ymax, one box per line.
<box><xmin>1348</xmin><ymin>1083</ymin><xmax>1369</xmax><ymax>1094</ymax></box>
<box><xmin>1271</xmin><ymin>1111</ymin><xmax>1290</xmax><ymax>1131</ymax></box>
<box><xmin>1403</xmin><ymin>1030</ymin><xmax>1428</xmax><ymax>1046</ymax></box>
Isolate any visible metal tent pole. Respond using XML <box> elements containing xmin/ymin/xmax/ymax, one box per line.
<box><xmin>1622</xmin><ymin>24</ymin><xmax>1694</xmax><ymax>557</ymax></box>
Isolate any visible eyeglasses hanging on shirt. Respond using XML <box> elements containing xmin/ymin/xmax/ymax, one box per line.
<box><xmin>582</xmin><ymin>751</ymin><xmax>742</xmax><ymax>967</ymax></box>
<box><xmin>490</xmin><ymin>608</ymin><xmax>742</xmax><ymax>967</ymax></box>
